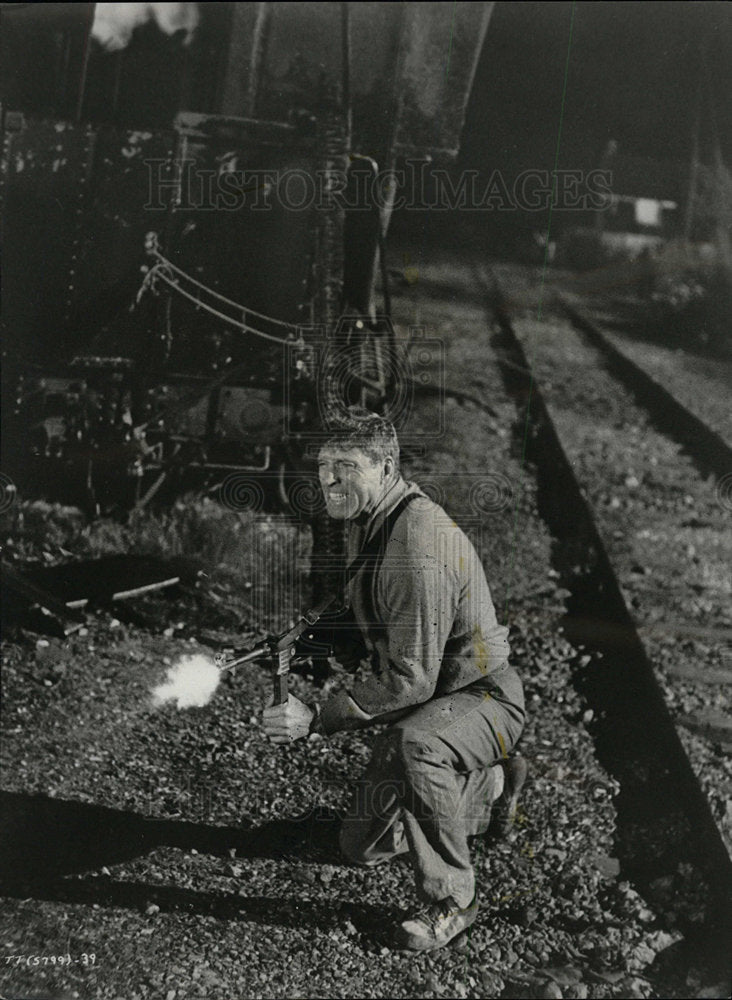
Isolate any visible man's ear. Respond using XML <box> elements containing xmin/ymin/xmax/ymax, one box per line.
<box><xmin>383</xmin><ymin>455</ymin><xmax>395</xmax><ymax>480</ymax></box>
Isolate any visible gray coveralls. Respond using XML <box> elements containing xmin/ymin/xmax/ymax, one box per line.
<box><xmin>315</xmin><ymin>477</ymin><xmax>525</xmax><ymax>908</ymax></box>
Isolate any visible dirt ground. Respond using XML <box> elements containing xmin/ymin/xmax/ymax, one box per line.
<box><xmin>1</xmin><ymin>251</ymin><xmax>730</xmax><ymax>999</ymax></box>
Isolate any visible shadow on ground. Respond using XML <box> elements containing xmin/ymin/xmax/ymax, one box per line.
<box><xmin>0</xmin><ymin>791</ymin><xmax>391</xmax><ymax>931</ymax></box>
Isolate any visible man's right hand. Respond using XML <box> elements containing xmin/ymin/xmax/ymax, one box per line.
<box><xmin>262</xmin><ymin>693</ymin><xmax>314</xmax><ymax>745</ymax></box>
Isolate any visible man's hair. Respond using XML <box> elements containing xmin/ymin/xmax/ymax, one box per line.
<box><xmin>321</xmin><ymin>407</ymin><xmax>400</xmax><ymax>468</ymax></box>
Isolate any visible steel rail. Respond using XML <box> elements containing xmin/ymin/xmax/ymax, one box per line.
<box><xmin>484</xmin><ymin>270</ymin><xmax>732</xmax><ymax>979</ymax></box>
<box><xmin>558</xmin><ymin>296</ymin><xmax>732</xmax><ymax>482</ymax></box>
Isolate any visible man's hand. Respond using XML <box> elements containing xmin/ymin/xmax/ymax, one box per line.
<box><xmin>262</xmin><ymin>694</ymin><xmax>314</xmax><ymax>745</ymax></box>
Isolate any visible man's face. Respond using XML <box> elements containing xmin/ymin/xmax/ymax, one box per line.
<box><xmin>317</xmin><ymin>446</ymin><xmax>391</xmax><ymax>520</ymax></box>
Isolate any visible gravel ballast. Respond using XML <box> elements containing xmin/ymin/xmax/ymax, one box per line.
<box><xmin>2</xmin><ymin>252</ymin><xmax>728</xmax><ymax>999</ymax></box>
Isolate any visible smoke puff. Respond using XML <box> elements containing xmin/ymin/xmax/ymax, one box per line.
<box><xmin>152</xmin><ymin>654</ymin><xmax>220</xmax><ymax>709</ymax></box>
<box><xmin>150</xmin><ymin>2</ymin><xmax>200</xmax><ymax>41</ymax></box>
<box><xmin>92</xmin><ymin>3</ymin><xmax>199</xmax><ymax>52</ymax></box>
<box><xmin>92</xmin><ymin>3</ymin><xmax>148</xmax><ymax>51</ymax></box>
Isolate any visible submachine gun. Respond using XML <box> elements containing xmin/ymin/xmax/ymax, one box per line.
<box><xmin>216</xmin><ymin>492</ymin><xmax>419</xmax><ymax>704</ymax></box>
<box><xmin>214</xmin><ymin>594</ymin><xmax>346</xmax><ymax>705</ymax></box>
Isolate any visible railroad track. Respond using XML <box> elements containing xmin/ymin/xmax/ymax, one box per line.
<box><xmin>558</xmin><ymin>298</ymin><xmax>732</xmax><ymax>483</ymax></box>
<box><xmin>2</xmin><ymin>251</ymin><xmax>729</xmax><ymax>1000</ymax></box>
<box><xmin>482</xmin><ymin>270</ymin><xmax>732</xmax><ymax>983</ymax></box>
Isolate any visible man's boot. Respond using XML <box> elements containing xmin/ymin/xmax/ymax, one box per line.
<box><xmin>395</xmin><ymin>894</ymin><xmax>479</xmax><ymax>951</ymax></box>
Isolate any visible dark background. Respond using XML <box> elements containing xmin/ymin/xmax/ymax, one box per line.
<box><xmin>2</xmin><ymin>3</ymin><xmax>730</xmax><ymax>169</ymax></box>
<box><xmin>460</xmin><ymin>1</ymin><xmax>732</xmax><ymax>175</ymax></box>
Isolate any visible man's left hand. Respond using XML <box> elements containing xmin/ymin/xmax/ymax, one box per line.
<box><xmin>262</xmin><ymin>694</ymin><xmax>314</xmax><ymax>744</ymax></box>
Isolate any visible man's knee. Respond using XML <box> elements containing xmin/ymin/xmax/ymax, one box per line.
<box><xmin>389</xmin><ymin>728</ymin><xmax>466</xmax><ymax>821</ymax></box>
<box><xmin>391</xmin><ymin>727</ymin><xmax>452</xmax><ymax>776</ymax></box>
<box><xmin>360</xmin><ymin>728</ymin><xmax>454</xmax><ymax>827</ymax></box>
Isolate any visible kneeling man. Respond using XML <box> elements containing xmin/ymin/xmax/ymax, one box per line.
<box><xmin>263</xmin><ymin>410</ymin><xmax>526</xmax><ymax>951</ymax></box>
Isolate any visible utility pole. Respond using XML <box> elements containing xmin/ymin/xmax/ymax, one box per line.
<box><xmin>683</xmin><ymin>68</ymin><xmax>702</xmax><ymax>244</ymax></box>
<box><xmin>701</xmin><ymin>47</ymin><xmax>732</xmax><ymax>269</ymax></box>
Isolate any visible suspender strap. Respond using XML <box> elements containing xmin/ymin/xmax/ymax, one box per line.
<box><xmin>345</xmin><ymin>491</ymin><xmax>420</xmax><ymax>625</ymax></box>
<box><xmin>303</xmin><ymin>491</ymin><xmax>421</xmax><ymax>630</ymax></box>
<box><xmin>345</xmin><ymin>492</ymin><xmax>420</xmax><ymax>584</ymax></box>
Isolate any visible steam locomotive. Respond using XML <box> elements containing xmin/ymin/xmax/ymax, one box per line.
<box><xmin>1</xmin><ymin>2</ymin><xmax>491</xmax><ymax>513</ymax></box>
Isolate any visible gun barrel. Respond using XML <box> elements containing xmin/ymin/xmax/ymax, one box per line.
<box><xmin>219</xmin><ymin>643</ymin><xmax>269</xmax><ymax>672</ymax></box>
